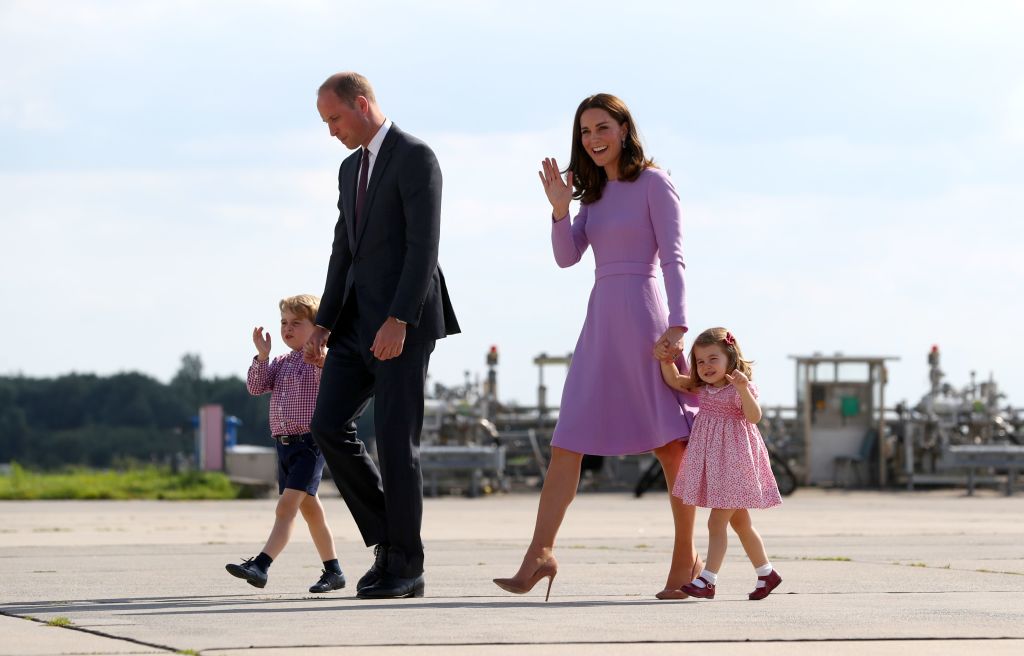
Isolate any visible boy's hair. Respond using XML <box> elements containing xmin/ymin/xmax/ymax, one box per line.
<box><xmin>688</xmin><ymin>326</ymin><xmax>754</xmax><ymax>387</ymax></box>
<box><xmin>279</xmin><ymin>294</ymin><xmax>320</xmax><ymax>323</ymax></box>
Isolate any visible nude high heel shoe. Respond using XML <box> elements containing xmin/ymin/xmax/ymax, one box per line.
<box><xmin>655</xmin><ymin>554</ymin><xmax>704</xmax><ymax>600</ymax></box>
<box><xmin>493</xmin><ymin>554</ymin><xmax>559</xmax><ymax>601</ymax></box>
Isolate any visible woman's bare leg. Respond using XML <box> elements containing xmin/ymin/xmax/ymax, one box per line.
<box><xmin>653</xmin><ymin>441</ymin><xmax>700</xmax><ymax>592</ymax></box>
<box><xmin>503</xmin><ymin>447</ymin><xmax>582</xmax><ymax>580</ymax></box>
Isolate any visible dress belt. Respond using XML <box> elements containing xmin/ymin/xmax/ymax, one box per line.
<box><xmin>595</xmin><ymin>262</ymin><xmax>659</xmax><ymax>281</ymax></box>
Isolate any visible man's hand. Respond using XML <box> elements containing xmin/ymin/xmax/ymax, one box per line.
<box><xmin>653</xmin><ymin>326</ymin><xmax>685</xmax><ymax>362</ymax></box>
<box><xmin>303</xmin><ymin>325</ymin><xmax>330</xmax><ymax>367</ymax></box>
<box><xmin>371</xmin><ymin>317</ymin><xmax>407</xmax><ymax>361</ymax></box>
<box><xmin>252</xmin><ymin>327</ymin><xmax>271</xmax><ymax>361</ymax></box>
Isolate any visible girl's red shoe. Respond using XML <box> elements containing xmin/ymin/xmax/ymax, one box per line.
<box><xmin>680</xmin><ymin>576</ymin><xmax>716</xmax><ymax>599</ymax></box>
<box><xmin>748</xmin><ymin>569</ymin><xmax>782</xmax><ymax>600</ymax></box>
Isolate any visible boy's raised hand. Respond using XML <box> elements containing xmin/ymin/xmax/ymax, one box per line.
<box><xmin>252</xmin><ymin>327</ymin><xmax>271</xmax><ymax>361</ymax></box>
<box><xmin>724</xmin><ymin>369</ymin><xmax>749</xmax><ymax>388</ymax></box>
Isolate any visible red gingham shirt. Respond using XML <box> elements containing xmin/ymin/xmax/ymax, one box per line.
<box><xmin>247</xmin><ymin>349</ymin><xmax>321</xmax><ymax>437</ymax></box>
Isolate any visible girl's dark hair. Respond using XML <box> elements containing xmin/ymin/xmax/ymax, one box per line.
<box><xmin>567</xmin><ymin>93</ymin><xmax>654</xmax><ymax>205</ymax></box>
<box><xmin>688</xmin><ymin>327</ymin><xmax>754</xmax><ymax>388</ymax></box>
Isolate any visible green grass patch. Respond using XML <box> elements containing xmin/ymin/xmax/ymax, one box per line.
<box><xmin>177</xmin><ymin>650</ymin><xmax>200</xmax><ymax>656</ymax></box>
<box><xmin>46</xmin><ymin>616</ymin><xmax>72</xmax><ymax>627</ymax></box>
<box><xmin>798</xmin><ymin>556</ymin><xmax>852</xmax><ymax>562</ymax></box>
<box><xmin>0</xmin><ymin>463</ymin><xmax>242</xmax><ymax>500</ymax></box>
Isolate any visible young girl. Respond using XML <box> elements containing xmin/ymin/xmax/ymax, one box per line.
<box><xmin>660</xmin><ymin>327</ymin><xmax>783</xmax><ymax>601</ymax></box>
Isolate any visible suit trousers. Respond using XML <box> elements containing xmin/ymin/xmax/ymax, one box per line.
<box><xmin>310</xmin><ymin>314</ymin><xmax>434</xmax><ymax>579</ymax></box>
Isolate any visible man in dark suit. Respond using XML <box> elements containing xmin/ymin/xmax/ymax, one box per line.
<box><xmin>306</xmin><ymin>72</ymin><xmax>459</xmax><ymax>599</ymax></box>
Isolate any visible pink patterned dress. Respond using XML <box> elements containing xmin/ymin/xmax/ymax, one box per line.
<box><xmin>672</xmin><ymin>382</ymin><xmax>782</xmax><ymax>509</ymax></box>
<box><xmin>550</xmin><ymin>168</ymin><xmax>697</xmax><ymax>455</ymax></box>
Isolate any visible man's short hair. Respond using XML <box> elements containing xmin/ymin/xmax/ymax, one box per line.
<box><xmin>318</xmin><ymin>72</ymin><xmax>376</xmax><ymax>105</ymax></box>
<box><xmin>279</xmin><ymin>294</ymin><xmax>320</xmax><ymax>323</ymax></box>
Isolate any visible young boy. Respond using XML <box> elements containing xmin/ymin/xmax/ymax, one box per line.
<box><xmin>225</xmin><ymin>294</ymin><xmax>345</xmax><ymax>593</ymax></box>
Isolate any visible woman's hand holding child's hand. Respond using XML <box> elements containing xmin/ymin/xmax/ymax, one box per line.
<box><xmin>653</xmin><ymin>327</ymin><xmax>685</xmax><ymax>362</ymax></box>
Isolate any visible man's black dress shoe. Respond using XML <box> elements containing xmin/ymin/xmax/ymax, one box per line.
<box><xmin>225</xmin><ymin>558</ymin><xmax>268</xmax><ymax>589</ymax></box>
<box><xmin>356</xmin><ymin>573</ymin><xmax>425</xmax><ymax>599</ymax></box>
<box><xmin>356</xmin><ymin>544</ymin><xmax>389</xmax><ymax>592</ymax></box>
<box><xmin>308</xmin><ymin>569</ymin><xmax>346</xmax><ymax>593</ymax></box>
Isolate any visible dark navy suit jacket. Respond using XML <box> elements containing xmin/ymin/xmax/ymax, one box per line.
<box><xmin>316</xmin><ymin>124</ymin><xmax>460</xmax><ymax>345</ymax></box>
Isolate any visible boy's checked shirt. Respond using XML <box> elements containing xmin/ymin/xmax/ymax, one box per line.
<box><xmin>246</xmin><ymin>349</ymin><xmax>321</xmax><ymax>436</ymax></box>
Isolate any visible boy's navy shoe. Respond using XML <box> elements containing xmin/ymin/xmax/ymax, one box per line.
<box><xmin>357</xmin><ymin>573</ymin><xmax>425</xmax><ymax>599</ymax></box>
<box><xmin>309</xmin><ymin>569</ymin><xmax>346</xmax><ymax>593</ymax></box>
<box><xmin>225</xmin><ymin>558</ymin><xmax>268</xmax><ymax>589</ymax></box>
<box><xmin>356</xmin><ymin>544</ymin><xmax>389</xmax><ymax>592</ymax></box>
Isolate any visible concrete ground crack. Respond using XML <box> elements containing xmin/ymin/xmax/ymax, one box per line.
<box><xmin>198</xmin><ymin>635</ymin><xmax>1024</xmax><ymax>651</ymax></box>
<box><xmin>0</xmin><ymin>610</ymin><xmax>184</xmax><ymax>654</ymax></box>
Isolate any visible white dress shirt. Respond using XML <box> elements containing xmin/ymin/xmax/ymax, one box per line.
<box><xmin>363</xmin><ymin>118</ymin><xmax>392</xmax><ymax>181</ymax></box>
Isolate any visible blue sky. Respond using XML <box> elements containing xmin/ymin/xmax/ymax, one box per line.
<box><xmin>2</xmin><ymin>0</ymin><xmax>1022</xmax><ymax>411</ymax></box>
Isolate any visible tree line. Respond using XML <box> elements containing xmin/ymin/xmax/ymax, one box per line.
<box><xmin>0</xmin><ymin>354</ymin><xmax>270</xmax><ymax>469</ymax></box>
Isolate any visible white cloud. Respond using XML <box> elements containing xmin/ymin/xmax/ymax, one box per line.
<box><xmin>0</xmin><ymin>97</ymin><xmax>64</xmax><ymax>132</ymax></box>
<box><xmin>3</xmin><ymin>118</ymin><xmax>1023</xmax><ymax>411</ymax></box>
<box><xmin>682</xmin><ymin>181</ymin><xmax>1022</xmax><ymax>409</ymax></box>
<box><xmin>1004</xmin><ymin>81</ymin><xmax>1024</xmax><ymax>144</ymax></box>
<box><xmin>2</xmin><ymin>1</ymin><xmax>1024</xmax><ymax>415</ymax></box>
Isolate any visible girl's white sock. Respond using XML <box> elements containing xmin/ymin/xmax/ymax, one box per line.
<box><xmin>755</xmin><ymin>562</ymin><xmax>773</xmax><ymax>588</ymax></box>
<box><xmin>692</xmin><ymin>569</ymin><xmax>718</xmax><ymax>588</ymax></box>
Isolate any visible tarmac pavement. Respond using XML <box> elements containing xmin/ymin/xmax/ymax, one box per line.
<box><xmin>1</xmin><ymin>488</ymin><xmax>1022</xmax><ymax>655</ymax></box>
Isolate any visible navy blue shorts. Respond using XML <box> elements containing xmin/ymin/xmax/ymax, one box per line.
<box><xmin>275</xmin><ymin>434</ymin><xmax>326</xmax><ymax>496</ymax></box>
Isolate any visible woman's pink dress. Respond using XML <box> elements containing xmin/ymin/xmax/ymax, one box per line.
<box><xmin>550</xmin><ymin>168</ymin><xmax>697</xmax><ymax>455</ymax></box>
<box><xmin>673</xmin><ymin>382</ymin><xmax>782</xmax><ymax>509</ymax></box>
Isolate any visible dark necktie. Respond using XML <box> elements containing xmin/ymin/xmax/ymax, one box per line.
<box><xmin>354</xmin><ymin>147</ymin><xmax>370</xmax><ymax>233</ymax></box>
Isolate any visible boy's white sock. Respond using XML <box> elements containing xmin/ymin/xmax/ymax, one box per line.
<box><xmin>691</xmin><ymin>569</ymin><xmax>718</xmax><ymax>588</ymax></box>
<box><xmin>755</xmin><ymin>562</ymin><xmax>773</xmax><ymax>588</ymax></box>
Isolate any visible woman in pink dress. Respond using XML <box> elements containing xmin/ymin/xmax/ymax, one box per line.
<box><xmin>660</xmin><ymin>327</ymin><xmax>783</xmax><ymax>601</ymax></box>
<box><xmin>493</xmin><ymin>93</ymin><xmax>702</xmax><ymax>600</ymax></box>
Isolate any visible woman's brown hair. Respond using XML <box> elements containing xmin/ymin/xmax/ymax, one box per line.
<box><xmin>566</xmin><ymin>93</ymin><xmax>654</xmax><ymax>205</ymax></box>
<box><xmin>687</xmin><ymin>327</ymin><xmax>754</xmax><ymax>388</ymax></box>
